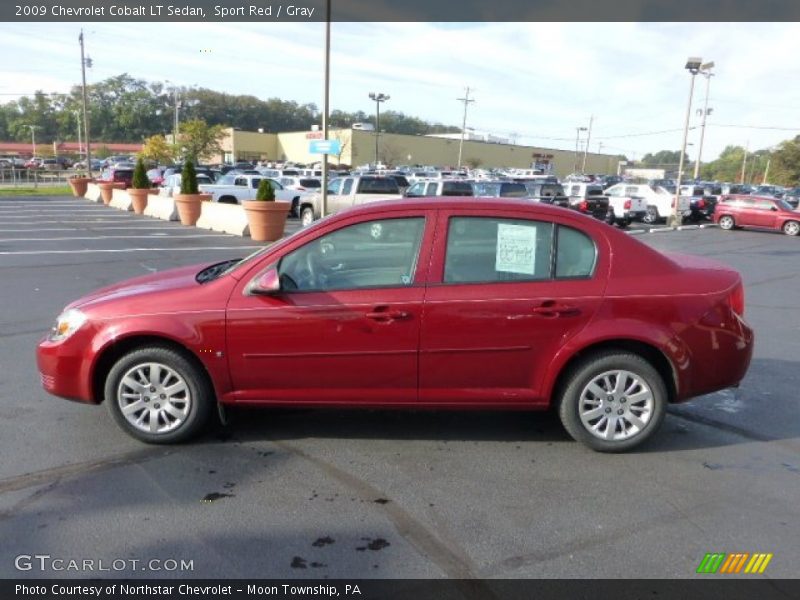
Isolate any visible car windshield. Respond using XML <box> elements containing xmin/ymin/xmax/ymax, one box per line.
<box><xmin>299</xmin><ymin>179</ymin><xmax>321</xmax><ymax>188</ymax></box>
<box><xmin>776</xmin><ymin>199</ymin><xmax>794</xmax><ymax>211</ymax></box>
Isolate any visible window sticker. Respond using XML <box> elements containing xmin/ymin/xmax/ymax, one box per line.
<box><xmin>495</xmin><ymin>223</ymin><xmax>537</xmax><ymax>275</ymax></box>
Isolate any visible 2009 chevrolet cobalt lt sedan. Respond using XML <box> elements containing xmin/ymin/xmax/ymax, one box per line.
<box><xmin>37</xmin><ymin>198</ymin><xmax>753</xmax><ymax>452</ymax></box>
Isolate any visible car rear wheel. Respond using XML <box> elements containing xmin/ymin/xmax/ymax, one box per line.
<box><xmin>718</xmin><ymin>215</ymin><xmax>735</xmax><ymax>230</ymax></box>
<box><xmin>616</xmin><ymin>218</ymin><xmax>631</xmax><ymax>229</ymax></box>
<box><xmin>105</xmin><ymin>346</ymin><xmax>213</xmax><ymax>444</ymax></box>
<box><xmin>782</xmin><ymin>220</ymin><xmax>800</xmax><ymax>236</ymax></box>
<box><xmin>642</xmin><ymin>206</ymin><xmax>660</xmax><ymax>225</ymax></box>
<box><xmin>557</xmin><ymin>351</ymin><xmax>667</xmax><ymax>452</ymax></box>
<box><xmin>300</xmin><ymin>206</ymin><xmax>315</xmax><ymax>227</ymax></box>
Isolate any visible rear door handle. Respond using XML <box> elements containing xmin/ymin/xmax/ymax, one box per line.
<box><xmin>532</xmin><ymin>303</ymin><xmax>580</xmax><ymax>318</ymax></box>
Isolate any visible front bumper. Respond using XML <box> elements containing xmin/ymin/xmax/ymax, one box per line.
<box><xmin>36</xmin><ymin>331</ymin><xmax>97</xmax><ymax>404</ymax></box>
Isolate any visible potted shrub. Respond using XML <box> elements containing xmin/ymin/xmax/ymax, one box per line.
<box><xmin>243</xmin><ymin>178</ymin><xmax>291</xmax><ymax>242</ymax></box>
<box><xmin>128</xmin><ymin>158</ymin><xmax>159</xmax><ymax>214</ymax></box>
<box><xmin>68</xmin><ymin>171</ymin><xmax>93</xmax><ymax>197</ymax></box>
<box><xmin>174</xmin><ymin>161</ymin><xmax>211</xmax><ymax>226</ymax></box>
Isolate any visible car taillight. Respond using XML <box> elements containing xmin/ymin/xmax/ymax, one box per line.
<box><xmin>579</xmin><ymin>200</ymin><xmax>588</xmax><ymax>212</ymax></box>
<box><xmin>624</xmin><ymin>199</ymin><xmax>631</xmax><ymax>209</ymax></box>
<box><xmin>729</xmin><ymin>281</ymin><xmax>745</xmax><ymax>316</ymax></box>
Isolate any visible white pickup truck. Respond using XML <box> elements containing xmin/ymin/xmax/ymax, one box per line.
<box><xmin>198</xmin><ymin>174</ymin><xmax>310</xmax><ymax>216</ymax></box>
<box><xmin>603</xmin><ymin>183</ymin><xmax>649</xmax><ymax>227</ymax></box>
<box><xmin>299</xmin><ymin>175</ymin><xmax>403</xmax><ymax>226</ymax></box>
<box><xmin>604</xmin><ymin>183</ymin><xmax>691</xmax><ymax>225</ymax></box>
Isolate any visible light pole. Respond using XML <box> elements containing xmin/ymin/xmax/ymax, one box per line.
<box><xmin>693</xmin><ymin>61</ymin><xmax>714</xmax><ymax>179</ymax></box>
<box><xmin>574</xmin><ymin>126</ymin><xmax>587</xmax><ymax>173</ymax></box>
<box><xmin>368</xmin><ymin>92</ymin><xmax>389</xmax><ymax>166</ymax></box>
<box><xmin>165</xmin><ymin>80</ymin><xmax>180</xmax><ymax>144</ymax></box>
<box><xmin>79</xmin><ymin>29</ymin><xmax>93</xmax><ymax>177</ymax></box>
<box><xmin>320</xmin><ymin>0</ymin><xmax>331</xmax><ymax>218</ymax></box>
<box><xmin>457</xmin><ymin>86</ymin><xmax>474</xmax><ymax>169</ymax></box>
<box><xmin>26</xmin><ymin>124</ymin><xmax>39</xmax><ymax>158</ymax></box>
<box><xmin>581</xmin><ymin>115</ymin><xmax>594</xmax><ymax>173</ymax></box>
<box><xmin>671</xmin><ymin>57</ymin><xmax>702</xmax><ymax>228</ymax></box>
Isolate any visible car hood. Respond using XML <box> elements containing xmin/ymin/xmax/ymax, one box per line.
<box><xmin>65</xmin><ymin>263</ymin><xmax>207</xmax><ymax>312</ymax></box>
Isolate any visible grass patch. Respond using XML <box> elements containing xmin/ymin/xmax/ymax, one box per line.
<box><xmin>0</xmin><ymin>186</ymin><xmax>72</xmax><ymax>197</ymax></box>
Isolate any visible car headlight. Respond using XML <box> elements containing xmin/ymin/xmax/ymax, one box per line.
<box><xmin>48</xmin><ymin>309</ymin><xmax>88</xmax><ymax>342</ymax></box>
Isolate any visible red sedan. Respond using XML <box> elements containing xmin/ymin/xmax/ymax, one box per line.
<box><xmin>37</xmin><ymin>198</ymin><xmax>753</xmax><ymax>452</ymax></box>
<box><xmin>714</xmin><ymin>194</ymin><xmax>800</xmax><ymax>236</ymax></box>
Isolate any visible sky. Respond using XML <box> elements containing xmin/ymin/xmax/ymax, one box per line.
<box><xmin>1</xmin><ymin>21</ymin><xmax>799</xmax><ymax>162</ymax></box>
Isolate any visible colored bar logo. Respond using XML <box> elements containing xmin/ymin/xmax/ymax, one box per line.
<box><xmin>697</xmin><ymin>552</ymin><xmax>773</xmax><ymax>574</ymax></box>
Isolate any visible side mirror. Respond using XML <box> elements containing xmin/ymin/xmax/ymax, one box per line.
<box><xmin>771</xmin><ymin>206</ymin><xmax>778</xmax><ymax>211</ymax></box>
<box><xmin>247</xmin><ymin>268</ymin><xmax>281</xmax><ymax>295</ymax></box>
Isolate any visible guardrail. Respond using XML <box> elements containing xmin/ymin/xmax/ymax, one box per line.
<box><xmin>0</xmin><ymin>168</ymin><xmax>85</xmax><ymax>187</ymax></box>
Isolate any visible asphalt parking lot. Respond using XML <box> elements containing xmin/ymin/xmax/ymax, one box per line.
<box><xmin>0</xmin><ymin>196</ymin><xmax>798</xmax><ymax>580</ymax></box>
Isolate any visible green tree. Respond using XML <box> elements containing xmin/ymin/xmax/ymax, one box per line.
<box><xmin>140</xmin><ymin>134</ymin><xmax>175</xmax><ymax>164</ymax></box>
<box><xmin>176</xmin><ymin>119</ymin><xmax>226</xmax><ymax>163</ymax></box>
<box><xmin>180</xmin><ymin>160</ymin><xmax>198</xmax><ymax>194</ymax></box>
<box><xmin>131</xmin><ymin>157</ymin><xmax>150</xmax><ymax>189</ymax></box>
<box><xmin>255</xmin><ymin>178</ymin><xmax>275</xmax><ymax>201</ymax></box>
<box><xmin>769</xmin><ymin>136</ymin><xmax>800</xmax><ymax>186</ymax></box>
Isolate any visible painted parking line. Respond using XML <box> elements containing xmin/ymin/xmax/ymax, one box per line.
<box><xmin>0</xmin><ymin>246</ymin><xmax>263</xmax><ymax>255</ymax></box>
<box><xmin>0</xmin><ymin>220</ymin><xmax>171</xmax><ymax>225</ymax></box>
<box><xmin>0</xmin><ymin>234</ymin><xmax>237</xmax><ymax>242</ymax></box>
<box><xmin>0</xmin><ymin>226</ymin><xmax>183</xmax><ymax>232</ymax></box>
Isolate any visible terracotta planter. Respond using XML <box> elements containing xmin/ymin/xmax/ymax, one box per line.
<box><xmin>68</xmin><ymin>177</ymin><xmax>92</xmax><ymax>197</ymax></box>
<box><xmin>98</xmin><ymin>181</ymin><xmax>125</xmax><ymax>205</ymax></box>
<box><xmin>128</xmin><ymin>188</ymin><xmax>159</xmax><ymax>215</ymax></box>
<box><xmin>243</xmin><ymin>200</ymin><xmax>291</xmax><ymax>242</ymax></box>
<box><xmin>175</xmin><ymin>193</ymin><xmax>212</xmax><ymax>226</ymax></box>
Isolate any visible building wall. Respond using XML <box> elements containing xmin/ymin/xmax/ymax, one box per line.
<box><xmin>221</xmin><ymin>127</ymin><xmax>619</xmax><ymax>176</ymax></box>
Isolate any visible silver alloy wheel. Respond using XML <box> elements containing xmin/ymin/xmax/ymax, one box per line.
<box><xmin>719</xmin><ymin>215</ymin><xmax>734</xmax><ymax>230</ymax></box>
<box><xmin>784</xmin><ymin>221</ymin><xmax>800</xmax><ymax>236</ymax></box>
<box><xmin>300</xmin><ymin>208</ymin><xmax>314</xmax><ymax>227</ymax></box>
<box><xmin>117</xmin><ymin>362</ymin><xmax>191</xmax><ymax>435</ymax></box>
<box><xmin>578</xmin><ymin>369</ymin><xmax>654</xmax><ymax>441</ymax></box>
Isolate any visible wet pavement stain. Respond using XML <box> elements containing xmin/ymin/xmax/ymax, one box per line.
<box><xmin>223</xmin><ymin>482</ymin><xmax>236</xmax><ymax>489</ymax></box>
<box><xmin>258</xmin><ymin>451</ymin><xmax>275</xmax><ymax>457</ymax></box>
<box><xmin>703</xmin><ymin>462</ymin><xmax>724</xmax><ymax>470</ymax></box>
<box><xmin>291</xmin><ymin>557</ymin><xmax>307</xmax><ymax>569</ymax></box>
<box><xmin>373</xmin><ymin>498</ymin><xmax>390</xmax><ymax>505</ymax></box>
<box><xmin>356</xmin><ymin>537</ymin><xmax>391</xmax><ymax>552</ymax></box>
<box><xmin>208</xmin><ymin>470</ymin><xmax>217</xmax><ymax>474</ymax></box>
<box><xmin>312</xmin><ymin>536</ymin><xmax>335</xmax><ymax>547</ymax></box>
<box><xmin>310</xmin><ymin>562</ymin><xmax>327</xmax><ymax>568</ymax></box>
<box><xmin>201</xmin><ymin>492</ymin><xmax>235</xmax><ymax>503</ymax></box>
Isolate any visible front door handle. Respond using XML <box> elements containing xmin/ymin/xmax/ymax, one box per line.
<box><xmin>365</xmin><ymin>308</ymin><xmax>411</xmax><ymax>322</ymax></box>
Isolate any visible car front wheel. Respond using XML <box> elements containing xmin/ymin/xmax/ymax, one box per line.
<box><xmin>557</xmin><ymin>352</ymin><xmax>667</xmax><ymax>452</ymax></box>
<box><xmin>105</xmin><ymin>346</ymin><xmax>214</xmax><ymax>444</ymax></box>
<box><xmin>718</xmin><ymin>215</ymin><xmax>735</xmax><ymax>230</ymax></box>
<box><xmin>782</xmin><ymin>220</ymin><xmax>800</xmax><ymax>236</ymax></box>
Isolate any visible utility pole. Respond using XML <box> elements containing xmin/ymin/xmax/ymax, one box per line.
<box><xmin>693</xmin><ymin>64</ymin><xmax>714</xmax><ymax>179</ymax></box>
<box><xmin>74</xmin><ymin>111</ymin><xmax>82</xmax><ymax>157</ymax></box>
<box><xmin>79</xmin><ymin>29</ymin><xmax>93</xmax><ymax>178</ymax></box>
<box><xmin>574</xmin><ymin>126</ymin><xmax>587</xmax><ymax>173</ymax></box>
<box><xmin>26</xmin><ymin>124</ymin><xmax>39</xmax><ymax>158</ymax></box>
<box><xmin>321</xmin><ymin>0</ymin><xmax>330</xmax><ymax>218</ymax></box>
<box><xmin>763</xmin><ymin>157</ymin><xmax>771</xmax><ymax>185</ymax></box>
<box><xmin>581</xmin><ymin>115</ymin><xmax>594</xmax><ymax>173</ymax></box>
<box><xmin>457</xmin><ymin>86</ymin><xmax>475</xmax><ymax>169</ymax></box>
<box><xmin>740</xmin><ymin>141</ymin><xmax>749</xmax><ymax>184</ymax></box>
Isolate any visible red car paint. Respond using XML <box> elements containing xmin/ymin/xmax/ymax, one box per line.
<box><xmin>713</xmin><ymin>194</ymin><xmax>800</xmax><ymax>234</ymax></box>
<box><xmin>38</xmin><ymin>198</ymin><xmax>753</xmax><ymax>414</ymax></box>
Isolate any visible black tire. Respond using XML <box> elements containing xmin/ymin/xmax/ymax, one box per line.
<box><xmin>105</xmin><ymin>346</ymin><xmax>214</xmax><ymax>444</ymax></box>
<box><xmin>718</xmin><ymin>215</ymin><xmax>735</xmax><ymax>231</ymax></box>
<box><xmin>218</xmin><ymin>196</ymin><xmax>237</xmax><ymax>204</ymax></box>
<box><xmin>782</xmin><ymin>220</ymin><xmax>800</xmax><ymax>236</ymax></box>
<box><xmin>291</xmin><ymin>197</ymin><xmax>300</xmax><ymax>218</ymax></box>
<box><xmin>642</xmin><ymin>206</ymin><xmax>660</xmax><ymax>225</ymax></box>
<box><xmin>557</xmin><ymin>351</ymin><xmax>667</xmax><ymax>453</ymax></box>
<box><xmin>616</xmin><ymin>218</ymin><xmax>631</xmax><ymax>229</ymax></box>
<box><xmin>300</xmin><ymin>206</ymin><xmax>315</xmax><ymax>227</ymax></box>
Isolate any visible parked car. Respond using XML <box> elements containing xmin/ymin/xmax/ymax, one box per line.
<box><xmin>299</xmin><ymin>175</ymin><xmax>403</xmax><ymax>226</ymax></box>
<box><xmin>405</xmin><ymin>180</ymin><xmax>475</xmax><ymax>198</ymax></box>
<box><xmin>158</xmin><ymin>173</ymin><xmax>214</xmax><ymax>197</ymax></box>
<box><xmin>42</xmin><ymin>157</ymin><xmax>71</xmax><ymax>170</ymax></box>
<box><xmin>781</xmin><ymin>187</ymin><xmax>800</xmax><ymax>209</ymax></box>
<box><xmin>279</xmin><ymin>177</ymin><xmax>322</xmax><ymax>192</ymax></box>
<box><xmin>678</xmin><ymin>185</ymin><xmax>718</xmax><ymax>222</ymax></box>
<box><xmin>713</xmin><ymin>195</ymin><xmax>800</xmax><ymax>236</ymax></box>
<box><xmin>472</xmin><ymin>181</ymin><xmax>530</xmax><ymax>198</ymax></box>
<box><xmin>563</xmin><ymin>182</ymin><xmax>614</xmax><ymax>223</ymax></box>
<box><xmin>98</xmin><ymin>166</ymin><xmax>135</xmax><ymax>188</ymax></box>
<box><xmin>36</xmin><ymin>197</ymin><xmax>753</xmax><ymax>451</ymax></box>
<box><xmin>146</xmin><ymin>168</ymin><xmax>165</xmax><ymax>186</ymax></box>
<box><xmin>604</xmin><ymin>183</ymin><xmax>691</xmax><ymax>224</ymax></box>
<box><xmin>603</xmin><ymin>184</ymin><xmax>649</xmax><ymax>228</ymax></box>
<box><xmin>197</xmin><ymin>174</ymin><xmax>300</xmax><ymax>209</ymax></box>
<box><xmin>752</xmin><ymin>185</ymin><xmax>784</xmax><ymax>198</ymax></box>
<box><xmin>520</xmin><ymin>181</ymin><xmax>570</xmax><ymax>208</ymax></box>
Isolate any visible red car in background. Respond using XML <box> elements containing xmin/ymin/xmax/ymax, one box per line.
<box><xmin>714</xmin><ymin>194</ymin><xmax>800</xmax><ymax>236</ymax></box>
<box><xmin>37</xmin><ymin>198</ymin><xmax>753</xmax><ymax>452</ymax></box>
